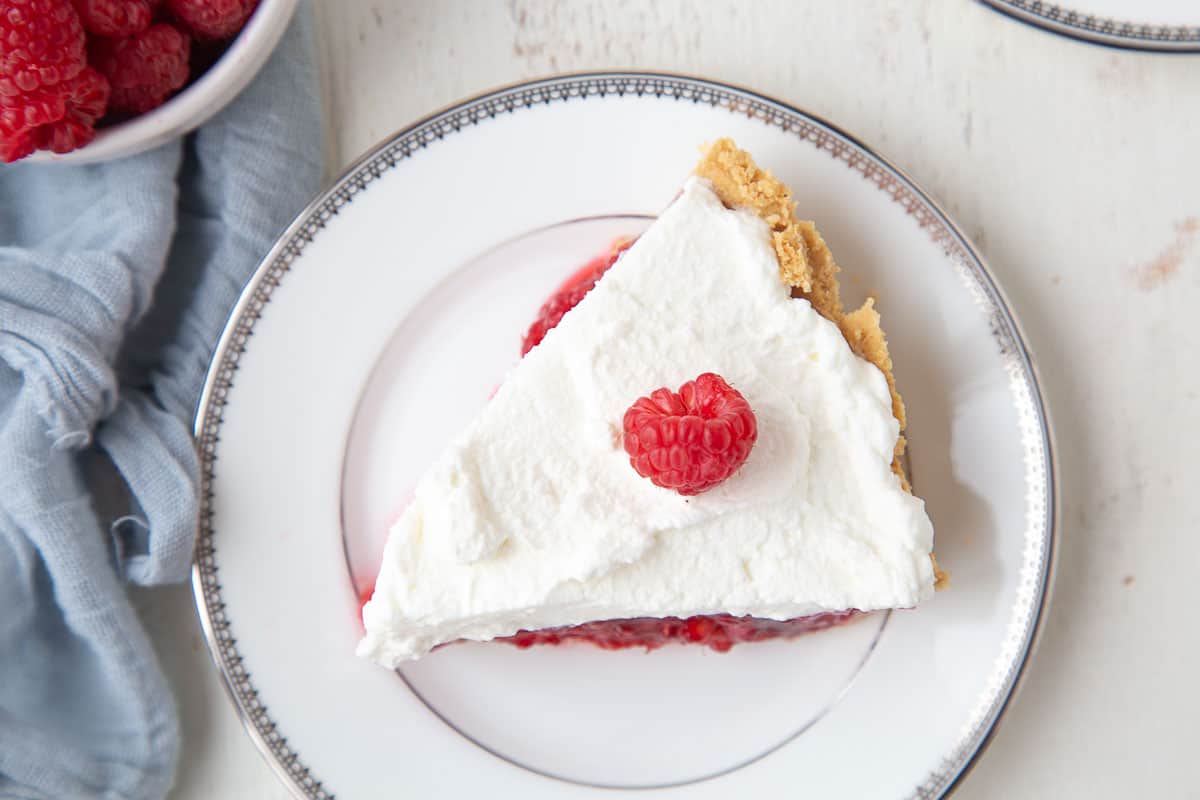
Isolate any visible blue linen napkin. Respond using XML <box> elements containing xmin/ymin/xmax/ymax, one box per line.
<box><xmin>0</xmin><ymin>5</ymin><xmax>323</xmax><ymax>798</ymax></box>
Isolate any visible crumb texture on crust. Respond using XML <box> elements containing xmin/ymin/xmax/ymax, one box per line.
<box><xmin>695</xmin><ymin>139</ymin><xmax>945</xmax><ymax>586</ymax></box>
<box><xmin>695</xmin><ymin>139</ymin><xmax>906</xmax><ymax>455</ymax></box>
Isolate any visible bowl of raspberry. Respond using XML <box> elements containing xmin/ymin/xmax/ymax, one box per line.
<box><xmin>1</xmin><ymin>0</ymin><xmax>299</xmax><ymax>165</ymax></box>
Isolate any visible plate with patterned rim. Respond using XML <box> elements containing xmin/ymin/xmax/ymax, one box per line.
<box><xmin>193</xmin><ymin>72</ymin><xmax>1057</xmax><ymax>799</ymax></box>
<box><xmin>979</xmin><ymin>0</ymin><xmax>1200</xmax><ymax>51</ymax></box>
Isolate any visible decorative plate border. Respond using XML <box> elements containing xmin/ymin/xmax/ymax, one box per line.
<box><xmin>192</xmin><ymin>72</ymin><xmax>1058</xmax><ymax>800</ymax></box>
<box><xmin>979</xmin><ymin>0</ymin><xmax>1200</xmax><ymax>51</ymax></box>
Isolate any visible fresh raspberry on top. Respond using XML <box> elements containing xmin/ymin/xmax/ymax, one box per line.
<box><xmin>520</xmin><ymin>237</ymin><xmax>633</xmax><ymax>356</ymax></box>
<box><xmin>167</xmin><ymin>0</ymin><xmax>258</xmax><ymax>40</ymax></box>
<box><xmin>91</xmin><ymin>22</ymin><xmax>190</xmax><ymax>113</ymax></box>
<box><xmin>622</xmin><ymin>373</ymin><xmax>757</xmax><ymax>496</ymax></box>
<box><xmin>71</xmin><ymin>0</ymin><xmax>156</xmax><ymax>38</ymax></box>
<box><xmin>0</xmin><ymin>0</ymin><xmax>87</xmax><ymax>97</ymax></box>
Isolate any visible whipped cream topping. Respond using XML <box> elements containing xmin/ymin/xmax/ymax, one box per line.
<box><xmin>359</xmin><ymin>178</ymin><xmax>935</xmax><ymax>665</ymax></box>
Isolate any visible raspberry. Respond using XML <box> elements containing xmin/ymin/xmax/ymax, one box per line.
<box><xmin>58</xmin><ymin>62</ymin><xmax>109</xmax><ymax>122</ymax></box>
<box><xmin>684</xmin><ymin>616</ymin><xmax>716</xmax><ymax>642</ymax></box>
<box><xmin>0</xmin><ymin>65</ymin><xmax>108</xmax><ymax>161</ymax></box>
<box><xmin>0</xmin><ymin>89</ymin><xmax>62</xmax><ymax>161</ymax></box>
<box><xmin>71</xmin><ymin>0</ymin><xmax>155</xmax><ymax>37</ymax></box>
<box><xmin>35</xmin><ymin>65</ymin><xmax>109</xmax><ymax>151</ymax></box>
<box><xmin>36</xmin><ymin>112</ymin><xmax>91</xmax><ymax>152</ymax></box>
<box><xmin>0</xmin><ymin>0</ymin><xmax>87</xmax><ymax>98</ymax></box>
<box><xmin>622</xmin><ymin>372</ymin><xmax>757</xmax><ymax>496</ymax></box>
<box><xmin>520</xmin><ymin>237</ymin><xmax>633</xmax><ymax>356</ymax></box>
<box><xmin>167</xmin><ymin>0</ymin><xmax>257</xmax><ymax>40</ymax></box>
<box><xmin>91</xmin><ymin>22</ymin><xmax>189</xmax><ymax>113</ymax></box>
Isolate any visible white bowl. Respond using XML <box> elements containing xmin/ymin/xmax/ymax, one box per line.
<box><xmin>27</xmin><ymin>0</ymin><xmax>298</xmax><ymax>165</ymax></box>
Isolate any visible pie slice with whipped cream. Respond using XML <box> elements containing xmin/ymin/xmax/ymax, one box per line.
<box><xmin>358</xmin><ymin>139</ymin><xmax>938</xmax><ymax>666</ymax></box>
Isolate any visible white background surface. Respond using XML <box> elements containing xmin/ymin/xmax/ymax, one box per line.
<box><xmin>134</xmin><ymin>1</ymin><xmax>1200</xmax><ymax>798</ymax></box>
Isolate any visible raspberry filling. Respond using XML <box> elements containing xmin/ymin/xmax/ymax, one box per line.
<box><xmin>502</xmin><ymin>611</ymin><xmax>861</xmax><ymax>653</ymax></box>
<box><xmin>520</xmin><ymin>237</ymin><xmax>633</xmax><ymax>355</ymax></box>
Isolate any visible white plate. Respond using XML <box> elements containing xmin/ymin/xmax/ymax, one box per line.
<box><xmin>980</xmin><ymin>0</ymin><xmax>1200</xmax><ymax>51</ymax></box>
<box><xmin>194</xmin><ymin>73</ymin><xmax>1057</xmax><ymax>799</ymax></box>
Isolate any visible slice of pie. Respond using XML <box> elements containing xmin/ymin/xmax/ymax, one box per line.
<box><xmin>358</xmin><ymin>139</ymin><xmax>938</xmax><ymax>666</ymax></box>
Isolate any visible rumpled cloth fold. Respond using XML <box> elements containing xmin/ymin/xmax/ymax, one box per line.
<box><xmin>0</xmin><ymin>5</ymin><xmax>322</xmax><ymax>798</ymax></box>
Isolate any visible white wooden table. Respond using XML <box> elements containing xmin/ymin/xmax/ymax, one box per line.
<box><xmin>141</xmin><ymin>1</ymin><xmax>1200</xmax><ymax>797</ymax></box>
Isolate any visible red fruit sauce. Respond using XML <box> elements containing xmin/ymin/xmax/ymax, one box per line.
<box><xmin>519</xmin><ymin>237</ymin><xmax>634</xmax><ymax>355</ymax></box>
<box><xmin>502</xmin><ymin>611</ymin><xmax>860</xmax><ymax>653</ymax></box>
